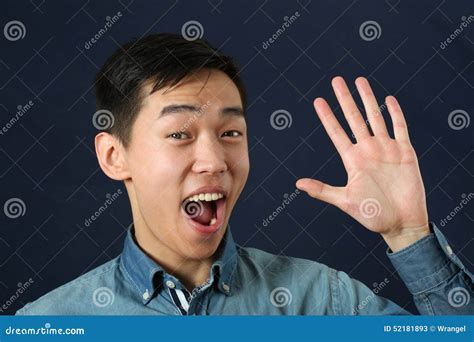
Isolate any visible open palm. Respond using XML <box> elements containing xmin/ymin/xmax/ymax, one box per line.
<box><xmin>296</xmin><ymin>77</ymin><xmax>429</xmax><ymax>251</ymax></box>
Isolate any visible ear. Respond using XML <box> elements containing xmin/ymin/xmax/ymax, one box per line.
<box><xmin>95</xmin><ymin>132</ymin><xmax>131</xmax><ymax>181</ymax></box>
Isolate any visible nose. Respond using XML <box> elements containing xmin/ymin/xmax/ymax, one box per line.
<box><xmin>191</xmin><ymin>135</ymin><xmax>228</xmax><ymax>175</ymax></box>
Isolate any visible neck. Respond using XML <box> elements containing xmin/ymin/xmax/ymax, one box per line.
<box><xmin>134</xmin><ymin>220</ymin><xmax>214</xmax><ymax>293</ymax></box>
<box><xmin>125</xmin><ymin>183</ymin><xmax>216</xmax><ymax>292</ymax></box>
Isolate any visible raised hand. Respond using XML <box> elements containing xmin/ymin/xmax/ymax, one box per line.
<box><xmin>296</xmin><ymin>77</ymin><xmax>430</xmax><ymax>252</ymax></box>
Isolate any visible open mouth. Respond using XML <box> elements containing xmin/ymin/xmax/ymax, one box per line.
<box><xmin>181</xmin><ymin>191</ymin><xmax>227</xmax><ymax>235</ymax></box>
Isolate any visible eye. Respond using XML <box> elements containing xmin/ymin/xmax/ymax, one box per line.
<box><xmin>222</xmin><ymin>130</ymin><xmax>242</xmax><ymax>138</ymax></box>
<box><xmin>168</xmin><ymin>131</ymin><xmax>190</xmax><ymax>140</ymax></box>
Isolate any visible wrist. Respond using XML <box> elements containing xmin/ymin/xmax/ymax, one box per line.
<box><xmin>382</xmin><ymin>222</ymin><xmax>430</xmax><ymax>253</ymax></box>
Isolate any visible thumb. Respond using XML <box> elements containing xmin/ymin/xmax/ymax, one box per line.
<box><xmin>296</xmin><ymin>178</ymin><xmax>344</xmax><ymax>207</ymax></box>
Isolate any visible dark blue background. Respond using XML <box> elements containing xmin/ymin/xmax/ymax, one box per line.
<box><xmin>0</xmin><ymin>0</ymin><xmax>473</xmax><ymax>315</ymax></box>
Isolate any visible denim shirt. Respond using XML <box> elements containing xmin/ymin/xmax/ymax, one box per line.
<box><xmin>16</xmin><ymin>223</ymin><xmax>473</xmax><ymax>315</ymax></box>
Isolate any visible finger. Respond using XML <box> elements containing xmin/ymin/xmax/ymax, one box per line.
<box><xmin>331</xmin><ymin>76</ymin><xmax>371</xmax><ymax>141</ymax></box>
<box><xmin>296</xmin><ymin>178</ymin><xmax>345</xmax><ymax>208</ymax></box>
<box><xmin>314</xmin><ymin>97</ymin><xmax>353</xmax><ymax>155</ymax></box>
<box><xmin>355</xmin><ymin>77</ymin><xmax>389</xmax><ymax>137</ymax></box>
<box><xmin>386</xmin><ymin>95</ymin><xmax>411</xmax><ymax>143</ymax></box>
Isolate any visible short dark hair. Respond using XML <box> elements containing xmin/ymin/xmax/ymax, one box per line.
<box><xmin>94</xmin><ymin>33</ymin><xmax>246</xmax><ymax>147</ymax></box>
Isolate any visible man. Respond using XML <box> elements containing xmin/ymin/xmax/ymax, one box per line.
<box><xmin>17</xmin><ymin>33</ymin><xmax>473</xmax><ymax>315</ymax></box>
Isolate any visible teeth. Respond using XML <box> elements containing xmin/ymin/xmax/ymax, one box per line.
<box><xmin>186</xmin><ymin>192</ymin><xmax>224</xmax><ymax>202</ymax></box>
<box><xmin>210</xmin><ymin>217</ymin><xmax>217</xmax><ymax>225</ymax></box>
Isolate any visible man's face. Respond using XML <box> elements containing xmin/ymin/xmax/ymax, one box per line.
<box><xmin>123</xmin><ymin>69</ymin><xmax>249</xmax><ymax>261</ymax></box>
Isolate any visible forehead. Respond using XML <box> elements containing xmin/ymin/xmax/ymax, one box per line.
<box><xmin>143</xmin><ymin>69</ymin><xmax>242</xmax><ymax>109</ymax></box>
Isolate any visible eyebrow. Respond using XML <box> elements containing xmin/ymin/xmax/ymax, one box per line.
<box><xmin>159</xmin><ymin>104</ymin><xmax>244</xmax><ymax>118</ymax></box>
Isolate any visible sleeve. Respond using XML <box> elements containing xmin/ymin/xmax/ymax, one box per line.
<box><xmin>333</xmin><ymin>268</ymin><xmax>411</xmax><ymax>315</ymax></box>
<box><xmin>387</xmin><ymin>222</ymin><xmax>474</xmax><ymax>315</ymax></box>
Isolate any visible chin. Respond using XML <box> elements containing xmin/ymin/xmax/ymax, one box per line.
<box><xmin>181</xmin><ymin>225</ymin><xmax>227</xmax><ymax>260</ymax></box>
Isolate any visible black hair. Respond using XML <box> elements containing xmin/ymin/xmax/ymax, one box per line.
<box><xmin>94</xmin><ymin>33</ymin><xmax>246</xmax><ymax>147</ymax></box>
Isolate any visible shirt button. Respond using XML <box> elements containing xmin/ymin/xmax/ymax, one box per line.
<box><xmin>165</xmin><ymin>280</ymin><xmax>176</xmax><ymax>289</ymax></box>
<box><xmin>143</xmin><ymin>290</ymin><xmax>150</xmax><ymax>300</ymax></box>
<box><xmin>446</xmin><ymin>245</ymin><xmax>453</xmax><ymax>255</ymax></box>
<box><xmin>222</xmin><ymin>283</ymin><xmax>230</xmax><ymax>292</ymax></box>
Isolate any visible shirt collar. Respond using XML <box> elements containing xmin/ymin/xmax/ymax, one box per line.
<box><xmin>119</xmin><ymin>224</ymin><xmax>239</xmax><ymax>304</ymax></box>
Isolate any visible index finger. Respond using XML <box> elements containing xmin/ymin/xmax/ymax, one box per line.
<box><xmin>314</xmin><ymin>97</ymin><xmax>353</xmax><ymax>156</ymax></box>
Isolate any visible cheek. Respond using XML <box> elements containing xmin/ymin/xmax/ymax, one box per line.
<box><xmin>130</xmin><ymin>144</ymin><xmax>188</xmax><ymax>208</ymax></box>
<box><xmin>229</xmin><ymin>146</ymin><xmax>250</xmax><ymax>182</ymax></box>
<box><xmin>146</xmin><ymin>147</ymin><xmax>188</xmax><ymax>190</ymax></box>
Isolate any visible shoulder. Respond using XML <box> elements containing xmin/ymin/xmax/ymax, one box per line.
<box><xmin>16</xmin><ymin>257</ymin><xmax>121</xmax><ymax>315</ymax></box>
<box><xmin>237</xmin><ymin>245</ymin><xmax>332</xmax><ymax>276</ymax></box>
<box><xmin>235</xmin><ymin>246</ymin><xmax>340</xmax><ymax>314</ymax></box>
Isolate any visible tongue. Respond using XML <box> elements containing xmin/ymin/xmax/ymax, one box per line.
<box><xmin>193</xmin><ymin>201</ymin><xmax>213</xmax><ymax>225</ymax></box>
